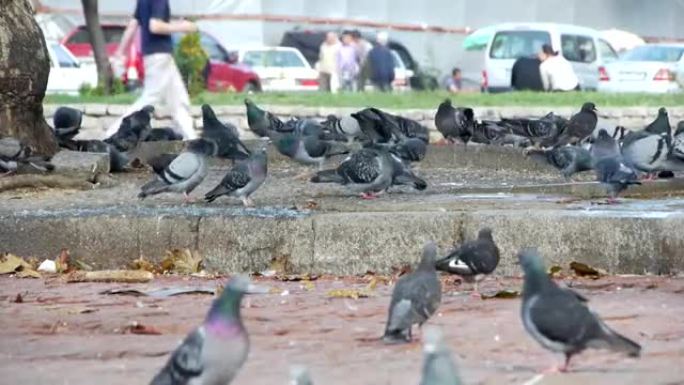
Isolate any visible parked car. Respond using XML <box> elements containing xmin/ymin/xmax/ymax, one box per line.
<box><xmin>46</xmin><ymin>40</ymin><xmax>97</xmax><ymax>95</ymax></box>
<box><xmin>62</xmin><ymin>25</ymin><xmax>261</xmax><ymax>92</ymax></box>
<box><xmin>598</xmin><ymin>44</ymin><xmax>684</xmax><ymax>93</ymax></box>
<box><xmin>483</xmin><ymin>23</ymin><xmax>618</xmax><ymax>92</ymax></box>
<box><xmin>239</xmin><ymin>47</ymin><xmax>319</xmax><ymax>91</ymax></box>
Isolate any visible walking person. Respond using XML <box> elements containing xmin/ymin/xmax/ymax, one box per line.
<box><xmin>107</xmin><ymin>0</ymin><xmax>198</xmax><ymax>139</ymax></box>
<box><xmin>317</xmin><ymin>32</ymin><xmax>340</xmax><ymax>92</ymax></box>
<box><xmin>538</xmin><ymin>44</ymin><xmax>580</xmax><ymax>92</ymax></box>
<box><xmin>337</xmin><ymin>31</ymin><xmax>359</xmax><ymax>92</ymax></box>
<box><xmin>367</xmin><ymin>31</ymin><xmax>395</xmax><ymax>92</ymax></box>
<box><xmin>351</xmin><ymin>30</ymin><xmax>372</xmax><ymax>91</ymax></box>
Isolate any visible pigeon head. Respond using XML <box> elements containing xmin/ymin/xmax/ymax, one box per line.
<box><xmin>244</xmin><ymin>99</ymin><xmax>264</xmax><ymax>121</ymax></box>
<box><xmin>477</xmin><ymin>228</ymin><xmax>494</xmax><ymax>240</ymax></box>
<box><xmin>581</xmin><ymin>102</ymin><xmax>597</xmax><ymax>113</ymax></box>
<box><xmin>289</xmin><ymin>365</ymin><xmax>313</xmax><ymax>385</ymax></box>
<box><xmin>125</xmin><ymin>107</ymin><xmax>153</xmax><ymax>135</ymax></box>
<box><xmin>201</xmin><ymin>104</ymin><xmax>218</xmax><ymax>122</ymax></box>
<box><xmin>53</xmin><ymin>107</ymin><xmax>83</xmax><ymax>130</ymax></box>
<box><xmin>441</xmin><ymin>98</ymin><xmax>452</xmax><ymax>107</ymax></box>
<box><xmin>517</xmin><ymin>248</ymin><xmax>546</xmax><ymax>275</ymax></box>
<box><xmin>658</xmin><ymin>107</ymin><xmax>668</xmax><ymax>117</ymax></box>
<box><xmin>186</xmin><ymin>138</ymin><xmax>218</xmax><ymax>156</ymax></box>
<box><xmin>207</xmin><ymin>275</ymin><xmax>267</xmax><ymax>322</ymax></box>
<box><xmin>597</xmin><ymin>128</ymin><xmax>612</xmax><ymax>140</ymax></box>
<box><xmin>418</xmin><ymin>241</ymin><xmax>438</xmax><ymax>270</ymax></box>
<box><xmin>676</xmin><ymin>121</ymin><xmax>684</xmax><ymax>136</ymax></box>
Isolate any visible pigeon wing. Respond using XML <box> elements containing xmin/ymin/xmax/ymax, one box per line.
<box><xmin>164</xmin><ymin>152</ymin><xmax>201</xmax><ymax>184</ymax></box>
<box><xmin>151</xmin><ymin>327</ymin><xmax>204</xmax><ymax>385</ymax></box>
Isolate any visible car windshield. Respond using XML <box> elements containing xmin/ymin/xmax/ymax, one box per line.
<box><xmin>489</xmin><ymin>30</ymin><xmax>551</xmax><ymax>59</ymax></box>
<box><xmin>243</xmin><ymin>50</ymin><xmax>306</xmax><ymax>68</ymax></box>
<box><xmin>51</xmin><ymin>44</ymin><xmax>79</xmax><ymax>68</ymax></box>
<box><xmin>67</xmin><ymin>27</ymin><xmax>123</xmax><ymax>44</ymax></box>
<box><xmin>620</xmin><ymin>46</ymin><xmax>684</xmax><ymax>62</ymax></box>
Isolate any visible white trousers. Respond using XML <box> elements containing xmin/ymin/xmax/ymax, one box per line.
<box><xmin>106</xmin><ymin>53</ymin><xmax>197</xmax><ymax>139</ymax></box>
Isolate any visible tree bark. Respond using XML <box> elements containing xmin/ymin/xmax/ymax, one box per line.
<box><xmin>0</xmin><ymin>0</ymin><xmax>58</xmax><ymax>155</ymax></box>
<box><xmin>81</xmin><ymin>0</ymin><xmax>113</xmax><ymax>93</ymax></box>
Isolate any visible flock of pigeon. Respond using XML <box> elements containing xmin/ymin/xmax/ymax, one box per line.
<box><xmin>148</xmin><ymin>236</ymin><xmax>641</xmax><ymax>384</ymax></box>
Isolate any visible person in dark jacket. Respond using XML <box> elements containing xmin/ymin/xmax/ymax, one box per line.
<box><xmin>511</xmin><ymin>56</ymin><xmax>544</xmax><ymax>91</ymax></box>
<box><xmin>367</xmin><ymin>31</ymin><xmax>395</xmax><ymax>92</ymax></box>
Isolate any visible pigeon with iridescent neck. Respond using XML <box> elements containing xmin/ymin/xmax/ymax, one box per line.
<box><xmin>420</xmin><ymin>327</ymin><xmax>462</xmax><ymax>385</ymax></box>
<box><xmin>150</xmin><ymin>275</ymin><xmax>267</xmax><ymax>385</ymax></box>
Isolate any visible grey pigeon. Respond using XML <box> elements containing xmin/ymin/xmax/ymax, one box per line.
<box><xmin>501</xmin><ymin>112</ymin><xmax>567</xmax><ymax>146</ymax></box>
<box><xmin>621</xmin><ymin>121</ymin><xmax>684</xmax><ymax>177</ymax></box>
<box><xmin>0</xmin><ymin>137</ymin><xmax>54</xmax><ymax>176</ymax></box>
<box><xmin>204</xmin><ymin>145</ymin><xmax>268</xmax><ymax>207</ymax></box>
<box><xmin>434</xmin><ymin>99</ymin><xmax>474</xmax><ymax>145</ymax></box>
<box><xmin>365</xmin><ymin>137</ymin><xmax>428</xmax><ymax>164</ymax></box>
<box><xmin>143</xmin><ymin>127</ymin><xmax>183</xmax><ymax>142</ymax></box>
<box><xmin>150</xmin><ymin>275</ymin><xmax>266</xmax><ymax>385</ymax></box>
<box><xmin>244</xmin><ymin>98</ymin><xmax>284</xmax><ymax>137</ymax></box>
<box><xmin>420</xmin><ymin>327</ymin><xmax>462</xmax><ymax>385</ymax></box>
<box><xmin>282</xmin><ymin>118</ymin><xmax>346</xmax><ymax>142</ymax></box>
<box><xmin>201</xmin><ymin>104</ymin><xmax>250</xmax><ymax>160</ymax></box>
<box><xmin>321</xmin><ymin>114</ymin><xmax>362</xmax><ymax>143</ymax></box>
<box><xmin>289</xmin><ymin>365</ymin><xmax>314</xmax><ymax>385</ymax></box>
<box><xmin>518</xmin><ymin>248</ymin><xmax>641</xmax><ymax>372</ymax></box>
<box><xmin>310</xmin><ymin>147</ymin><xmax>394</xmax><ymax>199</ymax></box>
<box><xmin>590</xmin><ymin>128</ymin><xmax>621</xmax><ymax>164</ymax></box>
<box><xmin>269</xmin><ymin>130</ymin><xmax>349</xmax><ymax>170</ymax></box>
<box><xmin>138</xmin><ymin>138</ymin><xmax>216</xmax><ymax>202</ymax></box>
<box><xmin>371</xmin><ymin>107</ymin><xmax>430</xmax><ymax>143</ymax></box>
<box><xmin>435</xmin><ymin>228</ymin><xmax>500</xmax><ymax>296</ymax></box>
<box><xmin>525</xmin><ymin>145</ymin><xmax>592</xmax><ymax>179</ymax></box>
<box><xmin>644</xmin><ymin>107</ymin><xmax>671</xmax><ymax>138</ymax></box>
<box><xmin>387</xmin><ymin>152</ymin><xmax>428</xmax><ymax>192</ymax></box>
<box><xmin>594</xmin><ymin>156</ymin><xmax>641</xmax><ymax>203</ymax></box>
<box><xmin>0</xmin><ymin>137</ymin><xmax>27</xmax><ymax>160</ymax></box>
<box><xmin>383</xmin><ymin>242</ymin><xmax>442</xmax><ymax>344</ymax></box>
<box><xmin>105</xmin><ymin>105</ymin><xmax>154</xmax><ymax>152</ymax></box>
<box><xmin>52</xmin><ymin>106</ymin><xmax>83</xmax><ymax>141</ymax></box>
<box><xmin>553</xmin><ymin>102</ymin><xmax>598</xmax><ymax>146</ymax></box>
<box><xmin>148</xmin><ymin>153</ymin><xmax>179</xmax><ymax>177</ymax></box>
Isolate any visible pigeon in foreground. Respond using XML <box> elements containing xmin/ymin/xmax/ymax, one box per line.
<box><xmin>518</xmin><ymin>248</ymin><xmax>641</xmax><ymax>372</ymax></box>
<box><xmin>434</xmin><ymin>99</ymin><xmax>474</xmax><ymax>145</ymax></box>
<box><xmin>52</xmin><ymin>106</ymin><xmax>83</xmax><ymax>142</ymax></box>
<box><xmin>150</xmin><ymin>275</ymin><xmax>267</xmax><ymax>385</ymax></box>
<box><xmin>554</xmin><ymin>102</ymin><xmax>598</xmax><ymax>146</ymax></box>
<box><xmin>435</xmin><ymin>228</ymin><xmax>500</xmax><ymax>297</ymax></box>
<box><xmin>310</xmin><ymin>147</ymin><xmax>394</xmax><ymax>199</ymax></box>
<box><xmin>201</xmin><ymin>104</ymin><xmax>251</xmax><ymax>161</ymax></box>
<box><xmin>420</xmin><ymin>327</ymin><xmax>462</xmax><ymax>385</ymax></box>
<box><xmin>383</xmin><ymin>242</ymin><xmax>442</xmax><ymax>344</ymax></box>
<box><xmin>138</xmin><ymin>138</ymin><xmax>216</xmax><ymax>202</ymax></box>
<box><xmin>289</xmin><ymin>365</ymin><xmax>314</xmax><ymax>385</ymax></box>
<box><xmin>244</xmin><ymin>98</ymin><xmax>284</xmax><ymax>137</ymax></box>
<box><xmin>205</xmin><ymin>145</ymin><xmax>268</xmax><ymax>207</ymax></box>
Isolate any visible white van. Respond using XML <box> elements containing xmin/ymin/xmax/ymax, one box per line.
<box><xmin>483</xmin><ymin>23</ymin><xmax>618</xmax><ymax>92</ymax></box>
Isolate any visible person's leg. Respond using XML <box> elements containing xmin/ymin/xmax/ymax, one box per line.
<box><xmin>319</xmin><ymin>72</ymin><xmax>330</xmax><ymax>92</ymax></box>
<box><xmin>163</xmin><ymin>54</ymin><xmax>197</xmax><ymax>139</ymax></box>
<box><xmin>105</xmin><ymin>54</ymin><xmax>166</xmax><ymax>137</ymax></box>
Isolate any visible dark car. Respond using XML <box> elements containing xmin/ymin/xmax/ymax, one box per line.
<box><xmin>280</xmin><ymin>29</ymin><xmax>438</xmax><ymax>90</ymax></box>
<box><xmin>62</xmin><ymin>25</ymin><xmax>261</xmax><ymax>92</ymax></box>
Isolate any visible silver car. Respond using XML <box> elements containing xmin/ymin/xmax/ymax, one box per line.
<box><xmin>598</xmin><ymin>44</ymin><xmax>684</xmax><ymax>93</ymax></box>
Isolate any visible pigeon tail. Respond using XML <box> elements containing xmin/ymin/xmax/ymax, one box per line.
<box><xmin>598</xmin><ymin>320</ymin><xmax>641</xmax><ymax>357</ymax></box>
<box><xmin>310</xmin><ymin>169</ymin><xmax>344</xmax><ymax>184</ymax></box>
<box><xmin>394</xmin><ymin>173</ymin><xmax>427</xmax><ymax>190</ymax></box>
<box><xmin>204</xmin><ymin>184</ymin><xmax>233</xmax><ymax>203</ymax></box>
<box><xmin>139</xmin><ymin>179</ymin><xmax>168</xmax><ymax>199</ymax></box>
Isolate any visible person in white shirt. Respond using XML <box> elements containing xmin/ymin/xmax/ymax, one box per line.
<box><xmin>538</xmin><ymin>44</ymin><xmax>580</xmax><ymax>92</ymax></box>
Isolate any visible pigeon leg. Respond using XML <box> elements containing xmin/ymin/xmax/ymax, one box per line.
<box><xmin>559</xmin><ymin>353</ymin><xmax>573</xmax><ymax>372</ymax></box>
<box><xmin>0</xmin><ymin>170</ymin><xmax>15</xmax><ymax>177</ymax></box>
<box><xmin>242</xmin><ymin>197</ymin><xmax>255</xmax><ymax>208</ymax></box>
<box><xmin>606</xmin><ymin>197</ymin><xmax>620</xmax><ymax>205</ymax></box>
<box><xmin>470</xmin><ymin>280</ymin><xmax>481</xmax><ymax>298</ymax></box>
<box><xmin>183</xmin><ymin>192</ymin><xmax>195</xmax><ymax>204</ymax></box>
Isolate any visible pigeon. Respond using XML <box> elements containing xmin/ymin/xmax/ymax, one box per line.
<box><xmin>0</xmin><ymin>136</ymin><xmax>28</xmax><ymax>160</ymax></box>
<box><xmin>244</xmin><ymin>98</ymin><xmax>284</xmax><ymax>137</ymax></box>
<box><xmin>518</xmin><ymin>248</ymin><xmax>641</xmax><ymax>372</ymax></box>
<box><xmin>0</xmin><ymin>137</ymin><xmax>54</xmax><ymax>176</ymax></box>
<box><xmin>269</xmin><ymin>130</ymin><xmax>349</xmax><ymax>170</ymax></box>
<box><xmin>594</xmin><ymin>156</ymin><xmax>641</xmax><ymax>203</ymax></box>
<box><xmin>621</xmin><ymin>120</ymin><xmax>684</xmax><ymax>177</ymax></box>
<box><xmin>419</xmin><ymin>327</ymin><xmax>462</xmax><ymax>385</ymax></box>
<box><xmin>435</xmin><ymin>228</ymin><xmax>500</xmax><ymax>296</ymax></box>
<box><xmin>52</xmin><ymin>106</ymin><xmax>83</xmax><ymax>141</ymax></box>
<box><xmin>554</xmin><ymin>102</ymin><xmax>598</xmax><ymax>146</ymax></box>
<box><xmin>143</xmin><ymin>128</ymin><xmax>184</xmax><ymax>142</ymax></box>
<box><xmin>205</xmin><ymin>145</ymin><xmax>268</xmax><ymax>207</ymax></box>
<box><xmin>138</xmin><ymin>138</ymin><xmax>216</xmax><ymax>202</ymax></box>
<box><xmin>372</xmin><ymin>107</ymin><xmax>430</xmax><ymax>143</ymax></box>
<box><xmin>105</xmin><ymin>105</ymin><xmax>154</xmax><ymax>152</ymax></box>
<box><xmin>201</xmin><ymin>104</ymin><xmax>251</xmax><ymax>161</ymax></box>
<box><xmin>501</xmin><ymin>112</ymin><xmax>567</xmax><ymax>145</ymax></box>
<box><xmin>321</xmin><ymin>114</ymin><xmax>362</xmax><ymax>143</ymax></box>
<box><xmin>490</xmin><ymin>133</ymin><xmax>533</xmax><ymax>148</ymax></box>
<box><xmin>150</xmin><ymin>275</ymin><xmax>266</xmax><ymax>385</ymax></box>
<box><xmin>644</xmin><ymin>107</ymin><xmax>671</xmax><ymax>137</ymax></box>
<box><xmin>310</xmin><ymin>147</ymin><xmax>394</xmax><ymax>199</ymax></box>
<box><xmin>387</xmin><ymin>152</ymin><xmax>428</xmax><ymax>192</ymax></box>
<box><xmin>383</xmin><ymin>242</ymin><xmax>442</xmax><ymax>344</ymax></box>
<box><xmin>526</xmin><ymin>144</ymin><xmax>592</xmax><ymax>179</ymax></box>
<box><xmin>366</xmin><ymin>137</ymin><xmax>428</xmax><ymax>164</ymax></box>
<box><xmin>289</xmin><ymin>365</ymin><xmax>314</xmax><ymax>385</ymax></box>
<box><xmin>282</xmin><ymin>118</ymin><xmax>346</xmax><ymax>141</ymax></box>
<box><xmin>434</xmin><ymin>99</ymin><xmax>474</xmax><ymax>145</ymax></box>
<box><xmin>60</xmin><ymin>139</ymin><xmax>129</xmax><ymax>173</ymax></box>
<box><xmin>590</xmin><ymin>128</ymin><xmax>621</xmax><ymax>163</ymax></box>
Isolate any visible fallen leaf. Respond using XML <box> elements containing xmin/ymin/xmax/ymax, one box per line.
<box><xmin>129</xmin><ymin>256</ymin><xmax>158</xmax><ymax>273</ymax></box>
<box><xmin>569</xmin><ymin>261</ymin><xmax>606</xmax><ymax>279</ymax></box>
<box><xmin>327</xmin><ymin>288</ymin><xmax>372</xmax><ymax>299</ymax></box>
<box><xmin>302</xmin><ymin>199</ymin><xmax>318</xmax><ymax>210</ymax></box>
<box><xmin>160</xmin><ymin>249</ymin><xmax>203</xmax><ymax>274</ymax></box>
<box><xmin>16</xmin><ymin>269</ymin><xmax>41</xmax><ymax>279</ymax></box>
<box><xmin>0</xmin><ymin>253</ymin><xmax>40</xmax><ymax>278</ymax></box>
<box><xmin>274</xmin><ymin>273</ymin><xmax>318</xmax><ymax>282</ymax></box>
<box><xmin>269</xmin><ymin>287</ymin><xmax>284</xmax><ymax>295</ymax></box>
<box><xmin>547</xmin><ymin>265</ymin><xmax>563</xmax><ymax>278</ymax></box>
<box><xmin>100</xmin><ymin>287</ymin><xmax>215</xmax><ymax>297</ymax></box>
<box><xmin>66</xmin><ymin>270</ymin><xmax>153</xmax><ymax>283</ymax></box>
<box><xmin>480</xmin><ymin>289</ymin><xmax>520</xmax><ymax>300</ymax></box>
<box><xmin>267</xmin><ymin>254</ymin><xmax>292</xmax><ymax>275</ymax></box>
<box><xmin>124</xmin><ymin>321</ymin><xmax>162</xmax><ymax>335</ymax></box>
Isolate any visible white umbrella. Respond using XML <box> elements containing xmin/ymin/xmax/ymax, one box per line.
<box><xmin>600</xmin><ymin>29</ymin><xmax>646</xmax><ymax>52</ymax></box>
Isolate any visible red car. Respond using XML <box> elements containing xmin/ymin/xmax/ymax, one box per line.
<box><xmin>62</xmin><ymin>25</ymin><xmax>261</xmax><ymax>92</ymax></box>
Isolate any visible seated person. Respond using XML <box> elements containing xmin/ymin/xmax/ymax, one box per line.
<box><xmin>538</xmin><ymin>44</ymin><xmax>580</xmax><ymax>91</ymax></box>
<box><xmin>445</xmin><ymin>67</ymin><xmax>463</xmax><ymax>93</ymax></box>
<box><xmin>511</xmin><ymin>56</ymin><xmax>543</xmax><ymax>91</ymax></box>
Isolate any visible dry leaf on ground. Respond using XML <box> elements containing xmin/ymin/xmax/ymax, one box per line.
<box><xmin>327</xmin><ymin>288</ymin><xmax>372</xmax><ymax>299</ymax></box>
<box><xmin>548</xmin><ymin>265</ymin><xmax>563</xmax><ymax>278</ymax></box>
<box><xmin>0</xmin><ymin>254</ymin><xmax>41</xmax><ymax>278</ymax></box>
<box><xmin>480</xmin><ymin>289</ymin><xmax>521</xmax><ymax>300</ymax></box>
<box><xmin>129</xmin><ymin>257</ymin><xmax>158</xmax><ymax>273</ymax></box>
<box><xmin>124</xmin><ymin>321</ymin><xmax>162</xmax><ymax>335</ymax></box>
<box><xmin>66</xmin><ymin>270</ymin><xmax>154</xmax><ymax>283</ymax></box>
<box><xmin>160</xmin><ymin>249</ymin><xmax>202</xmax><ymax>274</ymax></box>
<box><xmin>570</xmin><ymin>261</ymin><xmax>606</xmax><ymax>279</ymax></box>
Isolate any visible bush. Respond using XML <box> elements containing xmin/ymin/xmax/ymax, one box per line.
<box><xmin>79</xmin><ymin>77</ymin><xmax>126</xmax><ymax>97</ymax></box>
<box><xmin>174</xmin><ymin>32</ymin><xmax>208</xmax><ymax>97</ymax></box>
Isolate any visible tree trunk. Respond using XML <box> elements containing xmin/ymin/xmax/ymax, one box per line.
<box><xmin>0</xmin><ymin>0</ymin><xmax>58</xmax><ymax>155</ymax></box>
<box><xmin>81</xmin><ymin>0</ymin><xmax>113</xmax><ymax>93</ymax></box>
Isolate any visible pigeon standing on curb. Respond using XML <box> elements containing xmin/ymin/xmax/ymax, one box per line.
<box><xmin>269</xmin><ymin>130</ymin><xmax>349</xmax><ymax>170</ymax></box>
<box><xmin>554</xmin><ymin>102</ymin><xmax>598</xmax><ymax>146</ymax></box>
<box><xmin>138</xmin><ymin>138</ymin><xmax>216</xmax><ymax>202</ymax></box>
<box><xmin>434</xmin><ymin>99</ymin><xmax>474</xmax><ymax>145</ymax></box>
<box><xmin>52</xmin><ymin>106</ymin><xmax>83</xmax><ymax>142</ymax></box>
<box><xmin>435</xmin><ymin>228</ymin><xmax>500</xmax><ymax>297</ymax></box>
<box><xmin>644</xmin><ymin>107</ymin><xmax>671</xmax><ymax>138</ymax></box>
<box><xmin>245</xmin><ymin>98</ymin><xmax>284</xmax><ymax>137</ymax></box>
<box><xmin>419</xmin><ymin>327</ymin><xmax>462</xmax><ymax>385</ymax></box>
<box><xmin>518</xmin><ymin>248</ymin><xmax>641</xmax><ymax>373</ymax></box>
<box><xmin>590</xmin><ymin>128</ymin><xmax>621</xmax><ymax>163</ymax></box>
<box><xmin>383</xmin><ymin>242</ymin><xmax>442</xmax><ymax>344</ymax></box>
<box><xmin>150</xmin><ymin>275</ymin><xmax>267</xmax><ymax>385</ymax></box>
<box><xmin>594</xmin><ymin>156</ymin><xmax>641</xmax><ymax>203</ymax></box>
<box><xmin>321</xmin><ymin>114</ymin><xmax>362</xmax><ymax>143</ymax></box>
<box><xmin>0</xmin><ymin>137</ymin><xmax>54</xmax><ymax>176</ymax></box>
<box><xmin>105</xmin><ymin>105</ymin><xmax>154</xmax><ymax>152</ymax></box>
<box><xmin>201</xmin><ymin>104</ymin><xmax>251</xmax><ymax>161</ymax></box>
<box><xmin>205</xmin><ymin>144</ymin><xmax>268</xmax><ymax>207</ymax></box>
<box><xmin>525</xmin><ymin>145</ymin><xmax>592</xmax><ymax>179</ymax></box>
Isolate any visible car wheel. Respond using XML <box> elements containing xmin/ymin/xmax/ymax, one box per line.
<box><xmin>243</xmin><ymin>81</ymin><xmax>261</xmax><ymax>94</ymax></box>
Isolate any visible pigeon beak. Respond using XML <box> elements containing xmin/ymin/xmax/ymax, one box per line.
<box><xmin>245</xmin><ymin>283</ymin><xmax>270</xmax><ymax>294</ymax></box>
